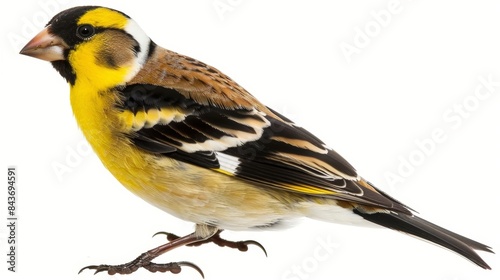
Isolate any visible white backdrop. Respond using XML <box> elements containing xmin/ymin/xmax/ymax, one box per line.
<box><xmin>1</xmin><ymin>1</ymin><xmax>499</xmax><ymax>280</ymax></box>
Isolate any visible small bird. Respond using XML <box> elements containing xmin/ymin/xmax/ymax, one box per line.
<box><xmin>20</xmin><ymin>5</ymin><xmax>493</xmax><ymax>276</ymax></box>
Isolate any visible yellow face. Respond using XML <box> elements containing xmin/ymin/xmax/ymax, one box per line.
<box><xmin>70</xmin><ymin>8</ymin><xmax>148</xmax><ymax>90</ymax></box>
<box><xmin>20</xmin><ymin>6</ymin><xmax>151</xmax><ymax>89</ymax></box>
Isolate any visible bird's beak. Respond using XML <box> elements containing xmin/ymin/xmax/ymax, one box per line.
<box><xmin>19</xmin><ymin>26</ymin><xmax>68</xmax><ymax>61</ymax></box>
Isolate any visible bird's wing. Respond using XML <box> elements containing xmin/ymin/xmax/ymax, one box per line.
<box><xmin>121</xmin><ymin>48</ymin><xmax>411</xmax><ymax>214</ymax></box>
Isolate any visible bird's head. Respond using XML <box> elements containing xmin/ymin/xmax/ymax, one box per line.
<box><xmin>20</xmin><ymin>6</ymin><xmax>153</xmax><ymax>88</ymax></box>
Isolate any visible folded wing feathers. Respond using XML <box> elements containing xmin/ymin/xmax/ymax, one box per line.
<box><xmin>118</xmin><ymin>83</ymin><xmax>410</xmax><ymax>213</ymax></box>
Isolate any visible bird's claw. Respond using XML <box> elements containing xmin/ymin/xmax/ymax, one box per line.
<box><xmin>211</xmin><ymin>237</ymin><xmax>268</xmax><ymax>256</ymax></box>
<box><xmin>235</xmin><ymin>240</ymin><xmax>268</xmax><ymax>256</ymax></box>
<box><xmin>79</xmin><ymin>258</ymin><xmax>204</xmax><ymax>277</ymax></box>
<box><xmin>144</xmin><ymin>261</ymin><xmax>204</xmax><ymax>277</ymax></box>
<box><xmin>79</xmin><ymin>264</ymin><xmax>138</xmax><ymax>275</ymax></box>
<box><xmin>154</xmin><ymin>230</ymin><xmax>267</xmax><ymax>256</ymax></box>
<box><xmin>153</xmin><ymin>231</ymin><xmax>180</xmax><ymax>242</ymax></box>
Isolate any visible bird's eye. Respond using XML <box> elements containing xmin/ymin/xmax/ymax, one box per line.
<box><xmin>76</xmin><ymin>24</ymin><xmax>95</xmax><ymax>40</ymax></box>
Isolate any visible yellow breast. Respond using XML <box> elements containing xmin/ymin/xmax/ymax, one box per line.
<box><xmin>69</xmin><ymin>83</ymin><xmax>293</xmax><ymax>229</ymax></box>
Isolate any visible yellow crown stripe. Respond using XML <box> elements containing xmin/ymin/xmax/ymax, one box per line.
<box><xmin>78</xmin><ymin>8</ymin><xmax>128</xmax><ymax>29</ymax></box>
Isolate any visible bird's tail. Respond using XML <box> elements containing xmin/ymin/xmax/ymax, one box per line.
<box><xmin>353</xmin><ymin>209</ymin><xmax>493</xmax><ymax>269</ymax></box>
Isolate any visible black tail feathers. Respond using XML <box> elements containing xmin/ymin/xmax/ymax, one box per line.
<box><xmin>353</xmin><ymin>209</ymin><xmax>493</xmax><ymax>269</ymax></box>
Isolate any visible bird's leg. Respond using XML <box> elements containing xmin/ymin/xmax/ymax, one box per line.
<box><xmin>155</xmin><ymin>230</ymin><xmax>267</xmax><ymax>256</ymax></box>
<box><xmin>79</xmin><ymin>231</ymin><xmax>206</xmax><ymax>276</ymax></box>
